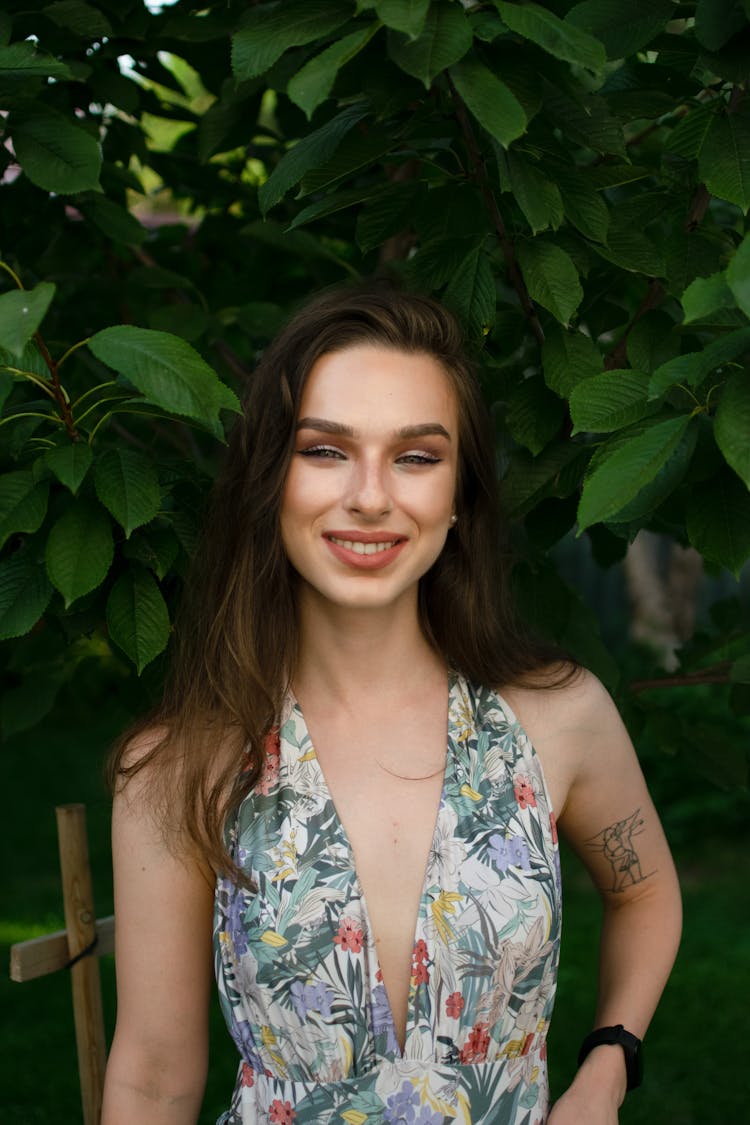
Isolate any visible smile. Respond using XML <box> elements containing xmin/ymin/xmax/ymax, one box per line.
<box><xmin>327</xmin><ymin>537</ymin><xmax>399</xmax><ymax>555</ymax></box>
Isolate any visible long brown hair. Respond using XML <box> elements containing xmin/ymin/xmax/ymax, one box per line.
<box><xmin>109</xmin><ymin>280</ymin><xmax>565</xmax><ymax>880</ymax></box>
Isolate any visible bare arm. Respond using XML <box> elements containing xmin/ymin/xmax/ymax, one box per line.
<box><xmin>509</xmin><ymin>671</ymin><xmax>682</xmax><ymax>1123</ymax></box>
<box><xmin>101</xmin><ymin>749</ymin><xmax>216</xmax><ymax>1125</ymax></box>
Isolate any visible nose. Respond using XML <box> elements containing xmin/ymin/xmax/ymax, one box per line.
<box><xmin>345</xmin><ymin>453</ymin><xmax>392</xmax><ymax>519</ymax></box>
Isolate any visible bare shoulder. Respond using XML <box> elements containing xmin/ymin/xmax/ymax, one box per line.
<box><xmin>502</xmin><ymin>664</ymin><xmax>618</xmax><ymax>743</ymax></box>
<box><xmin>500</xmin><ymin>665</ymin><xmax>630</xmax><ymax>818</ymax></box>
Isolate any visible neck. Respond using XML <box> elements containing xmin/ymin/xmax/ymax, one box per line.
<box><xmin>292</xmin><ymin>590</ymin><xmax>447</xmax><ymax>706</ymax></box>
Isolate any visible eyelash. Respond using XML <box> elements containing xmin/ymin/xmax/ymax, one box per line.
<box><xmin>298</xmin><ymin>446</ymin><xmax>441</xmax><ymax>465</ymax></box>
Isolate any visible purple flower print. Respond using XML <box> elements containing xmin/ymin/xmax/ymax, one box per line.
<box><xmin>372</xmin><ymin>983</ymin><xmax>400</xmax><ymax>1055</ymax></box>
<box><xmin>508</xmin><ymin>835</ymin><xmax>530</xmax><ymax>868</ymax></box>
<box><xmin>414</xmin><ymin>1109</ymin><xmax>443</xmax><ymax>1125</ymax></box>
<box><xmin>384</xmin><ymin>1079</ymin><xmax>419</xmax><ymax>1124</ymax></box>
<box><xmin>291</xmin><ymin>980</ymin><xmax>334</xmax><ymax>1020</ymax></box>
<box><xmin>488</xmin><ymin>833</ymin><xmax>530</xmax><ymax>872</ymax></box>
<box><xmin>224</xmin><ymin>888</ymin><xmax>250</xmax><ymax>956</ymax></box>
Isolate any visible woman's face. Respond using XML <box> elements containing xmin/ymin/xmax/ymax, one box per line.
<box><xmin>280</xmin><ymin>344</ymin><xmax>459</xmax><ymax>617</ymax></box>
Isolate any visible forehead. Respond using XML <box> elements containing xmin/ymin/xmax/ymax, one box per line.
<box><xmin>298</xmin><ymin>345</ymin><xmax>458</xmax><ymax>427</ymax></box>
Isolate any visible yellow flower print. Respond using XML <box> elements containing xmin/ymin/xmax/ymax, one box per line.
<box><xmin>431</xmin><ymin>890</ymin><xmax>463</xmax><ymax>944</ymax></box>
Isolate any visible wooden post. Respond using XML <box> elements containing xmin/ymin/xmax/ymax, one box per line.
<box><xmin>56</xmin><ymin>803</ymin><xmax>107</xmax><ymax>1125</ymax></box>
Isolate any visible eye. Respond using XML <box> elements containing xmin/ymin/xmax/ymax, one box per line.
<box><xmin>397</xmin><ymin>451</ymin><xmax>442</xmax><ymax>465</ymax></box>
<box><xmin>297</xmin><ymin>444</ymin><xmax>345</xmax><ymax>460</ymax></box>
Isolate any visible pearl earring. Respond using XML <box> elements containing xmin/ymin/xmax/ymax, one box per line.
<box><xmin>450</xmin><ymin>513</ymin><xmax>457</xmax><ymax>526</ymax></box>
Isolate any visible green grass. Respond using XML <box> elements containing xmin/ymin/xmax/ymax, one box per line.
<box><xmin>2</xmin><ymin>704</ymin><xmax>748</xmax><ymax>1122</ymax></box>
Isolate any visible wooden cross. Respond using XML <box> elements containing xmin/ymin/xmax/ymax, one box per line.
<box><xmin>9</xmin><ymin>804</ymin><xmax>113</xmax><ymax>1125</ymax></box>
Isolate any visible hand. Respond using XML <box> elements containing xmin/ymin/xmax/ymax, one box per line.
<box><xmin>547</xmin><ymin>1084</ymin><xmax>619</xmax><ymax>1125</ymax></box>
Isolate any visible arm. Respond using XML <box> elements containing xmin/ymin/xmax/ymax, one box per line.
<box><xmin>510</xmin><ymin>671</ymin><xmax>681</xmax><ymax>1124</ymax></box>
<box><xmin>101</xmin><ymin>744</ymin><xmax>216</xmax><ymax>1125</ymax></box>
<box><xmin>549</xmin><ymin>673</ymin><xmax>681</xmax><ymax>1123</ymax></box>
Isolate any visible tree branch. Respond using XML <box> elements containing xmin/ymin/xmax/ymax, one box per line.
<box><xmin>447</xmin><ymin>75</ymin><xmax>545</xmax><ymax>346</ymax></box>
<box><xmin>629</xmin><ymin>662</ymin><xmax>733</xmax><ymax>692</ymax></box>
<box><xmin>604</xmin><ymin>279</ymin><xmax>665</xmax><ymax>370</ymax></box>
<box><xmin>33</xmin><ymin>331</ymin><xmax>79</xmax><ymax>441</ymax></box>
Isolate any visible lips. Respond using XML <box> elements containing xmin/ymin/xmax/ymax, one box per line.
<box><xmin>323</xmin><ymin>531</ymin><xmax>407</xmax><ymax>570</ymax></box>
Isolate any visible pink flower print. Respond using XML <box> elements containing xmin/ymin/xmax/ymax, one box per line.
<box><xmin>445</xmin><ymin>991</ymin><xmax>464</xmax><ymax>1018</ymax></box>
<box><xmin>412</xmin><ymin>938</ymin><xmax>428</xmax><ymax>963</ymax></box>
<box><xmin>514</xmin><ymin>775</ymin><xmax>536</xmax><ymax>809</ymax></box>
<box><xmin>412</xmin><ymin>959</ymin><xmax>429</xmax><ymax>986</ymax></box>
<box><xmin>334</xmin><ymin>916</ymin><xmax>364</xmax><ymax>954</ymax></box>
<box><xmin>241</xmin><ymin>1063</ymin><xmax>254</xmax><ymax>1088</ymax></box>
<box><xmin>459</xmin><ymin>1021</ymin><xmax>490</xmax><ymax>1064</ymax></box>
<box><xmin>256</xmin><ymin>729</ymin><xmax>281</xmax><ymax>795</ymax></box>
<box><xmin>550</xmin><ymin>811</ymin><xmax>558</xmax><ymax>844</ymax></box>
<box><xmin>269</xmin><ymin>1101</ymin><xmax>295</xmax><ymax>1124</ymax></box>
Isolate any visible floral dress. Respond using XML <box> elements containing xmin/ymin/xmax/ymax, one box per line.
<box><xmin>214</xmin><ymin>675</ymin><xmax>562</xmax><ymax>1125</ymax></box>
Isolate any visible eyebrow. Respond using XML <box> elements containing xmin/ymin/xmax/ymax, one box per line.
<box><xmin>296</xmin><ymin>417</ymin><xmax>452</xmax><ymax>441</ymax></box>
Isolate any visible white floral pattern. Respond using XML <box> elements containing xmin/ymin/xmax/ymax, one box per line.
<box><xmin>214</xmin><ymin>676</ymin><xmax>562</xmax><ymax>1124</ymax></box>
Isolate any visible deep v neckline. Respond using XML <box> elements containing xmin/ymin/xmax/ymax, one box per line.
<box><xmin>288</xmin><ymin>672</ymin><xmax>465</xmax><ymax>1059</ymax></box>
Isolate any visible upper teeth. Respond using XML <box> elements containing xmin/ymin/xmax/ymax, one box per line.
<box><xmin>330</xmin><ymin>537</ymin><xmax>397</xmax><ymax>555</ymax></box>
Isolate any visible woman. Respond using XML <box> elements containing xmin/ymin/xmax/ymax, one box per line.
<box><xmin>102</xmin><ymin>283</ymin><xmax>681</xmax><ymax>1125</ymax></box>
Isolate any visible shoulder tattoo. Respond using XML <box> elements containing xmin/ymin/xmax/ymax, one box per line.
<box><xmin>585</xmin><ymin>808</ymin><xmax>655</xmax><ymax>893</ymax></box>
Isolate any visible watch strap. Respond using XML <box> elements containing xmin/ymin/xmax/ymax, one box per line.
<box><xmin>577</xmin><ymin>1024</ymin><xmax>643</xmax><ymax>1091</ymax></box>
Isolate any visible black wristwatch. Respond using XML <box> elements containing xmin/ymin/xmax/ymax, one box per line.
<box><xmin>577</xmin><ymin>1024</ymin><xmax>643</xmax><ymax>1091</ymax></box>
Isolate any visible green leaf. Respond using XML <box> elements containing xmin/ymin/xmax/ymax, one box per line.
<box><xmin>699</xmin><ymin>111</ymin><xmax>750</xmax><ymax>214</ymax></box>
<box><xmin>595</xmin><ymin>222</ymin><xmax>664</xmax><ymax>277</ymax></box>
<box><xmin>0</xmin><ymin>41</ymin><xmax>72</xmax><ymax>79</ymax></box>
<box><xmin>549</xmin><ymin>164</ymin><xmax>609</xmax><ymax>243</ymax></box>
<box><xmin>148</xmin><ymin>303</ymin><xmax>209</xmax><ymax>344</ymax></box>
<box><xmin>714</xmin><ymin>371</ymin><xmax>750</xmax><ymax>488</ymax></box>
<box><xmin>495</xmin><ymin>1</ymin><xmax>606</xmax><ymax>71</ymax></box>
<box><xmin>288</xmin><ymin>26</ymin><xmax>378</xmax><ymax>119</ymax></box>
<box><xmin>606</xmin><ymin>419</ymin><xmax>698</xmax><ymax>523</ymax></box>
<box><xmin>542</xmin><ymin>326</ymin><xmax>602</xmax><ymax>397</ymax></box>
<box><xmin>442</xmin><ymin>247</ymin><xmax>496</xmax><ymax>338</ymax></box>
<box><xmin>506</xmin><ymin>376</ymin><xmax>565</xmax><ymax>455</ymax></box>
<box><xmin>375</xmin><ymin>0</ymin><xmax>429</xmax><ymax>38</ymax></box>
<box><xmin>231</xmin><ymin>0</ymin><xmax>351</xmax><ymax>80</ymax></box>
<box><xmin>94</xmin><ymin>448</ymin><xmax>161</xmax><ymax>538</ymax></box>
<box><xmin>570</xmin><ymin>369</ymin><xmax>653</xmax><ymax>434</ymax></box>
<box><xmin>9</xmin><ymin>105</ymin><xmax>102</xmax><ymax>194</ymax></box>
<box><xmin>544</xmin><ymin>87</ymin><xmax>626</xmax><ymax>158</ymax></box>
<box><xmin>0</xmin><ymin>282</ymin><xmax>55</xmax><ymax>358</ymax></box>
<box><xmin>517</xmin><ymin>239</ymin><xmax>582</xmax><ymax>326</ymax></box>
<box><xmin>626</xmin><ymin>312</ymin><xmax>680</xmax><ymax>374</ymax></box>
<box><xmin>577</xmin><ymin>415</ymin><xmax>692</xmax><ymax>530</ymax></box>
<box><xmin>287</xmin><ymin>184</ymin><xmax>381</xmax><ymax>231</ymax></box>
<box><xmin>0</xmin><ymin>370</ymin><xmax>13</xmax><ymax>412</ymax></box>
<box><xmin>502</xmin><ymin>151</ymin><xmax>563</xmax><ymax>233</ymax></box>
<box><xmin>665</xmin><ymin>103</ymin><xmax>714</xmax><ymax>159</ymax></box>
<box><xmin>122</xmin><ymin>527</ymin><xmax>179</xmax><ymax>581</ymax></box>
<box><xmin>726</xmin><ymin>233</ymin><xmax>750</xmax><ymax>317</ymax></box>
<box><xmin>388</xmin><ymin>2</ymin><xmax>473</xmax><ymax>87</ymax></box>
<box><xmin>299</xmin><ymin>125</ymin><xmax>394</xmax><ymax>196</ymax></box>
<box><xmin>686</xmin><ymin>470</ymin><xmax>750</xmax><ymax>576</ymax></box>
<box><xmin>355</xmin><ymin>183</ymin><xmax>424</xmax><ymax>253</ymax></box>
<box><xmin>43</xmin><ymin>1</ymin><xmax>113</xmax><ymax>38</ymax></box>
<box><xmin>502</xmin><ymin>441</ymin><xmax>590</xmax><ymax>517</ymax></box>
<box><xmin>87</xmin><ymin>326</ymin><xmax>240</xmax><ymax>435</ymax></box>
<box><xmin>450</xmin><ymin>57</ymin><xmax>526</xmax><ymax>149</ymax></box>
<box><xmin>648</xmin><ymin>327</ymin><xmax>750</xmax><ymax>397</ymax></box>
<box><xmin>258</xmin><ymin>102</ymin><xmax>368</xmax><ymax>214</ymax></box>
<box><xmin>81</xmin><ymin>196</ymin><xmax>147</xmax><ymax>245</ymax></box>
<box><xmin>43</xmin><ymin>443</ymin><xmax>93</xmax><ymax>494</ymax></box>
<box><xmin>681</xmin><ymin>272</ymin><xmax>736</xmax><ymax>323</ymax></box>
<box><xmin>45</xmin><ymin>498</ymin><xmax>113</xmax><ymax>607</ymax></box>
<box><xmin>565</xmin><ymin>0</ymin><xmax>674</xmax><ymax>59</ymax></box>
<box><xmin>106</xmin><ymin>567</ymin><xmax>170</xmax><ymax>673</ymax></box>
<box><xmin>0</xmin><ymin>553</ymin><xmax>53</xmax><ymax>640</ymax></box>
<box><xmin>694</xmin><ymin>0</ymin><xmax>747</xmax><ymax>51</ymax></box>
<box><xmin>0</xmin><ymin>471</ymin><xmax>49</xmax><ymax>550</ymax></box>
